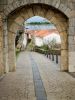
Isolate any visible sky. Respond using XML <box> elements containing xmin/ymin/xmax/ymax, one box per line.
<box><xmin>26</xmin><ymin>16</ymin><xmax>48</xmax><ymax>22</ymax></box>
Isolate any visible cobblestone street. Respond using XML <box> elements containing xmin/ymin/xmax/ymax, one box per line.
<box><xmin>0</xmin><ymin>52</ymin><xmax>75</xmax><ymax>100</ymax></box>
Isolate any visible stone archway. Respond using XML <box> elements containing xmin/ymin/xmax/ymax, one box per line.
<box><xmin>7</xmin><ymin>4</ymin><xmax>68</xmax><ymax>72</ymax></box>
<box><xmin>0</xmin><ymin>1</ymin><xmax>75</xmax><ymax>76</ymax></box>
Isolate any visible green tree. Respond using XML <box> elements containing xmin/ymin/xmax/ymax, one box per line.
<box><xmin>48</xmin><ymin>38</ymin><xmax>56</xmax><ymax>50</ymax></box>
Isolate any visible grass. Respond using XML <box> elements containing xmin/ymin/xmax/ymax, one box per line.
<box><xmin>16</xmin><ymin>48</ymin><xmax>20</xmax><ymax>59</ymax></box>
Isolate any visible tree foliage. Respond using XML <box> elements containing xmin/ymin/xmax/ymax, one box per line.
<box><xmin>27</xmin><ymin>22</ymin><xmax>51</xmax><ymax>25</ymax></box>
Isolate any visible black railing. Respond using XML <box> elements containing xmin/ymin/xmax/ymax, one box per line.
<box><xmin>45</xmin><ymin>53</ymin><xmax>60</xmax><ymax>64</ymax></box>
<box><xmin>34</xmin><ymin>48</ymin><xmax>60</xmax><ymax>64</ymax></box>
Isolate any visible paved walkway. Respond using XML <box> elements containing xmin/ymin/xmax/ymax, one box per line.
<box><xmin>0</xmin><ymin>52</ymin><xmax>75</xmax><ymax>100</ymax></box>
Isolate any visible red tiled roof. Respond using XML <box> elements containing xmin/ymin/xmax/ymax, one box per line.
<box><xmin>26</xmin><ymin>29</ymin><xmax>58</xmax><ymax>37</ymax></box>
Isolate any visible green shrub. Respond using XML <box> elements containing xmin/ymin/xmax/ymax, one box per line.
<box><xmin>34</xmin><ymin>45</ymin><xmax>60</xmax><ymax>55</ymax></box>
<box><xmin>16</xmin><ymin>48</ymin><xmax>20</xmax><ymax>58</ymax></box>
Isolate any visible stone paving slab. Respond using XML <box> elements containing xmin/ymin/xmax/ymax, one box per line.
<box><xmin>0</xmin><ymin>52</ymin><xmax>36</xmax><ymax>100</ymax></box>
<box><xmin>0</xmin><ymin>51</ymin><xmax>75</xmax><ymax>100</ymax></box>
<box><xmin>31</xmin><ymin>52</ymin><xmax>75</xmax><ymax>100</ymax></box>
<box><xmin>29</xmin><ymin>54</ymin><xmax>47</xmax><ymax>100</ymax></box>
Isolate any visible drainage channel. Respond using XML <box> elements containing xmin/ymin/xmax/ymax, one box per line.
<box><xmin>29</xmin><ymin>54</ymin><xmax>47</xmax><ymax>100</ymax></box>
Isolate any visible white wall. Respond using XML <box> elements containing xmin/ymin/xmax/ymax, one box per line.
<box><xmin>34</xmin><ymin>37</ymin><xmax>43</xmax><ymax>47</ymax></box>
<box><xmin>43</xmin><ymin>33</ymin><xmax>61</xmax><ymax>44</ymax></box>
<box><xmin>23</xmin><ymin>34</ymin><xmax>27</xmax><ymax>48</ymax></box>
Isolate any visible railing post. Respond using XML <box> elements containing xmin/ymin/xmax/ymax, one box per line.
<box><xmin>49</xmin><ymin>53</ymin><xmax>51</xmax><ymax>59</ymax></box>
<box><xmin>56</xmin><ymin>54</ymin><xmax>58</xmax><ymax>64</ymax></box>
<box><xmin>52</xmin><ymin>54</ymin><xmax>54</xmax><ymax>61</ymax></box>
<box><xmin>47</xmin><ymin>51</ymin><xmax>48</xmax><ymax>58</ymax></box>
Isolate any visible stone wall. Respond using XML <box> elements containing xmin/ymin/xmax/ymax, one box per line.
<box><xmin>68</xmin><ymin>18</ymin><xmax>75</xmax><ymax>72</ymax></box>
<box><xmin>7</xmin><ymin>4</ymin><xmax>69</xmax><ymax>72</ymax></box>
<box><xmin>0</xmin><ymin>0</ymin><xmax>75</xmax><ymax>76</ymax></box>
<box><xmin>0</xmin><ymin>15</ymin><xmax>5</xmax><ymax>76</ymax></box>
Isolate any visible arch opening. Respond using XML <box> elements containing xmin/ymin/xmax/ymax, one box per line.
<box><xmin>4</xmin><ymin>4</ymin><xmax>68</xmax><ymax>72</ymax></box>
<box><xmin>21</xmin><ymin>16</ymin><xmax>62</xmax><ymax>70</ymax></box>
